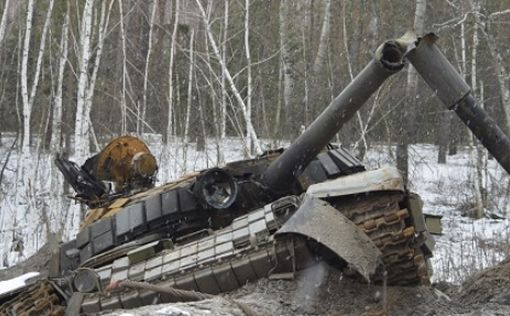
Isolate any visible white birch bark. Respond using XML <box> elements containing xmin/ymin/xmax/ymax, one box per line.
<box><xmin>74</xmin><ymin>0</ymin><xmax>94</xmax><ymax>164</ymax></box>
<box><xmin>20</xmin><ymin>0</ymin><xmax>34</xmax><ymax>157</ymax></box>
<box><xmin>195</xmin><ymin>0</ymin><xmax>261</xmax><ymax>155</ymax></box>
<box><xmin>0</xmin><ymin>0</ymin><xmax>11</xmax><ymax>45</ymax></box>
<box><xmin>141</xmin><ymin>0</ymin><xmax>158</xmax><ymax>135</ymax></box>
<box><xmin>184</xmin><ymin>29</ymin><xmax>195</xmax><ymax>144</ymax></box>
<box><xmin>469</xmin><ymin>0</ymin><xmax>485</xmax><ymax>218</ymax></box>
<box><xmin>161</xmin><ymin>0</ymin><xmax>180</xmax><ymax>181</ymax></box>
<box><xmin>11</xmin><ymin>0</ymin><xmax>35</xmax><ymax>265</ymax></box>
<box><xmin>49</xmin><ymin>5</ymin><xmax>70</xmax><ymax>236</ymax></box>
<box><xmin>244</xmin><ymin>0</ymin><xmax>252</xmax><ymax>154</ymax></box>
<box><xmin>220</xmin><ymin>0</ymin><xmax>229</xmax><ymax>140</ymax></box>
<box><xmin>312</xmin><ymin>0</ymin><xmax>330</xmax><ymax>74</ymax></box>
<box><xmin>279</xmin><ymin>0</ymin><xmax>294</xmax><ymax>139</ymax></box>
<box><xmin>74</xmin><ymin>0</ymin><xmax>113</xmax><ymax>165</ymax></box>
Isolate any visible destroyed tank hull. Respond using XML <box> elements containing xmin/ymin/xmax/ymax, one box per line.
<box><xmin>15</xmin><ymin>31</ymin><xmax>510</xmax><ymax>315</ymax></box>
<box><xmin>74</xmin><ymin>166</ymin><xmax>432</xmax><ymax>314</ymax></box>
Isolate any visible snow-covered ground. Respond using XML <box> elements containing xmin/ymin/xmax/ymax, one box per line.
<box><xmin>0</xmin><ymin>136</ymin><xmax>509</xmax><ymax>284</ymax></box>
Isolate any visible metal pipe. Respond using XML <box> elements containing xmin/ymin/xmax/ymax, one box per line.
<box><xmin>263</xmin><ymin>40</ymin><xmax>407</xmax><ymax>191</ymax></box>
<box><xmin>407</xmin><ymin>33</ymin><xmax>510</xmax><ymax>175</ymax></box>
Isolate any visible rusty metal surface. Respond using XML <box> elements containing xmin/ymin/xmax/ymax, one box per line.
<box><xmin>0</xmin><ymin>280</ymin><xmax>65</xmax><ymax>316</ymax></box>
<box><xmin>306</xmin><ymin>166</ymin><xmax>404</xmax><ymax>198</ymax></box>
<box><xmin>276</xmin><ymin>196</ymin><xmax>382</xmax><ymax>281</ymax></box>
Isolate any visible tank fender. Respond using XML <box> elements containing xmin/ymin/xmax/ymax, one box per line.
<box><xmin>306</xmin><ymin>166</ymin><xmax>404</xmax><ymax>198</ymax></box>
<box><xmin>275</xmin><ymin>196</ymin><xmax>382</xmax><ymax>281</ymax></box>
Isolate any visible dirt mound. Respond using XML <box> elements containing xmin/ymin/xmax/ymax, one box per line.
<box><xmin>229</xmin><ymin>263</ymin><xmax>463</xmax><ymax>316</ymax></box>
<box><xmin>457</xmin><ymin>257</ymin><xmax>510</xmax><ymax>305</ymax></box>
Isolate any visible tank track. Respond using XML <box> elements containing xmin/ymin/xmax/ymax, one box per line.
<box><xmin>0</xmin><ymin>280</ymin><xmax>65</xmax><ymax>316</ymax></box>
<box><xmin>332</xmin><ymin>192</ymin><xmax>431</xmax><ymax>285</ymax></box>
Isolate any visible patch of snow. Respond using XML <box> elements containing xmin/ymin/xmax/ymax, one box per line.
<box><xmin>155</xmin><ymin>306</ymin><xmax>191</xmax><ymax>316</ymax></box>
<box><xmin>0</xmin><ymin>272</ymin><xmax>40</xmax><ymax>295</ymax></box>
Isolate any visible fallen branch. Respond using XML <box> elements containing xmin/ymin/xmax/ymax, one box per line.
<box><xmin>106</xmin><ymin>279</ymin><xmax>262</xmax><ymax>316</ymax></box>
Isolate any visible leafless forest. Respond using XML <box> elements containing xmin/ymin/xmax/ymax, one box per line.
<box><xmin>0</xmin><ymin>0</ymin><xmax>509</xmax><ymax>266</ymax></box>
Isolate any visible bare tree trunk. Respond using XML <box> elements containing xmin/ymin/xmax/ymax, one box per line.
<box><xmin>312</xmin><ymin>0</ymin><xmax>330</xmax><ymax>74</ymax></box>
<box><xmin>469</xmin><ymin>0</ymin><xmax>485</xmax><ymax>218</ymax></box>
<box><xmin>20</xmin><ymin>0</ymin><xmax>35</xmax><ymax>156</ymax></box>
<box><xmin>161</xmin><ymin>0</ymin><xmax>180</xmax><ymax>181</ymax></box>
<box><xmin>73</xmin><ymin>0</ymin><xmax>113</xmax><ymax>164</ymax></box>
<box><xmin>74</xmin><ymin>0</ymin><xmax>94</xmax><ymax>163</ymax></box>
<box><xmin>244</xmin><ymin>0</ymin><xmax>252</xmax><ymax>155</ymax></box>
<box><xmin>184</xmin><ymin>29</ymin><xmax>195</xmax><ymax>144</ymax></box>
<box><xmin>141</xmin><ymin>0</ymin><xmax>157</xmax><ymax>135</ymax></box>
<box><xmin>195</xmin><ymin>0</ymin><xmax>261</xmax><ymax>155</ymax></box>
<box><xmin>49</xmin><ymin>4</ymin><xmax>70</xmax><ymax>238</ymax></box>
<box><xmin>203</xmin><ymin>9</ymin><xmax>223</xmax><ymax>164</ymax></box>
<box><xmin>166</xmin><ymin>0</ymin><xmax>179</xmax><ymax>143</ymax></box>
<box><xmin>118</xmin><ymin>0</ymin><xmax>128</xmax><ymax>135</ymax></box>
<box><xmin>341</xmin><ymin>1</ymin><xmax>368</xmax><ymax>158</ymax></box>
<box><xmin>480</xmin><ymin>15</ymin><xmax>510</xmax><ymax>135</ymax></box>
<box><xmin>396</xmin><ymin>0</ymin><xmax>426</xmax><ymax>185</ymax></box>
<box><xmin>279</xmin><ymin>0</ymin><xmax>295</xmax><ymax>140</ymax></box>
<box><xmin>220</xmin><ymin>0</ymin><xmax>229</xmax><ymax>140</ymax></box>
<box><xmin>0</xmin><ymin>0</ymin><xmax>11</xmax><ymax>45</ymax></box>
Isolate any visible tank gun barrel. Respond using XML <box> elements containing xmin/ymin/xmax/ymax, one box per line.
<box><xmin>407</xmin><ymin>33</ymin><xmax>510</xmax><ymax>175</ymax></box>
<box><xmin>263</xmin><ymin>39</ymin><xmax>407</xmax><ymax>191</ymax></box>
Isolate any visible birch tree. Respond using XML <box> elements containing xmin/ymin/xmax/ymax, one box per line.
<box><xmin>220</xmin><ymin>0</ymin><xmax>229</xmax><ymax>140</ymax></box>
<box><xmin>161</xmin><ymin>0</ymin><xmax>179</xmax><ymax>181</ymax></box>
<box><xmin>166</xmin><ymin>0</ymin><xmax>179</xmax><ymax>143</ymax></box>
<box><xmin>49</xmin><ymin>3</ymin><xmax>70</xmax><ymax>235</ymax></box>
<box><xmin>0</xmin><ymin>0</ymin><xmax>11</xmax><ymax>46</ymax></box>
<box><xmin>480</xmin><ymin>11</ymin><xmax>510</xmax><ymax>134</ymax></box>
<box><xmin>195</xmin><ymin>0</ymin><xmax>262</xmax><ymax>155</ymax></box>
<box><xmin>396</xmin><ymin>0</ymin><xmax>426</xmax><ymax>185</ymax></box>
<box><xmin>469</xmin><ymin>0</ymin><xmax>487</xmax><ymax>218</ymax></box>
<box><xmin>74</xmin><ymin>0</ymin><xmax>95</xmax><ymax>163</ymax></box>
<box><xmin>183</xmin><ymin>29</ymin><xmax>195</xmax><ymax>144</ymax></box>
<box><xmin>244</xmin><ymin>0</ymin><xmax>253</xmax><ymax>154</ymax></box>
<box><xmin>8</xmin><ymin>0</ymin><xmax>55</xmax><ymax>264</ymax></box>
<box><xmin>279</xmin><ymin>0</ymin><xmax>295</xmax><ymax>139</ymax></box>
<box><xmin>74</xmin><ymin>0</ymin><xmax>114</xmax><ymax>164</ymax></box>
<box><xmin>141</xmin><ymin>0</ymin><xmax>158</xmax><ymax>134</ymax></box>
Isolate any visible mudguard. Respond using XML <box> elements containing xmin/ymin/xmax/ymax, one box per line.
<box><xmin>275</xmin><ymin>196</ymin><xmax>382</xmax><ymax>281</ymax></box>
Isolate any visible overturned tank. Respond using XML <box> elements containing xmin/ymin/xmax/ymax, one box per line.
<box><xmin>2</xmin><ymin>32</ymin><xmax>510</xmax><ymax>316</ymax></box>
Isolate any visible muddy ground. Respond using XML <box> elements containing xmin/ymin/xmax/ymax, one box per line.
<box><xmin>100</xmin><ymin>260</ymin><xmax>510</xmax><ymax>316</ymax></box>
<box><xmin>2</xmin><ymin>242</ymin><xmax>510</xmax><ymax>315</ymax></box>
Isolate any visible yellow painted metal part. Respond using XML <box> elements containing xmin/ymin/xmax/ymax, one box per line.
<box><xmin>93</xmin><ymin>135</ymin><xmax>157</xmax><ymax>188</ymax></box>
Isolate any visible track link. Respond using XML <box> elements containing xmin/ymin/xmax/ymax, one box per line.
<box><xmin>332</xmin><ymin>192</ymin><xmax>430</xmax><ymax>285</ymax></box>
<box><xmin>0</xmin><ymin>280</ymin><xmax>65</xmax><ymax>316</ymax></box>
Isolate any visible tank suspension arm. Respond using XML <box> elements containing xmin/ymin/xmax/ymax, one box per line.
<box><xmin>407</xmin><ymin>33</ymin><xmax>510</xmax><ymax>175</ymax></box>
<box><xmin>263</xmin><ymin>39</ymin><xmax>408</xmax><ymax>192</ymax></box>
